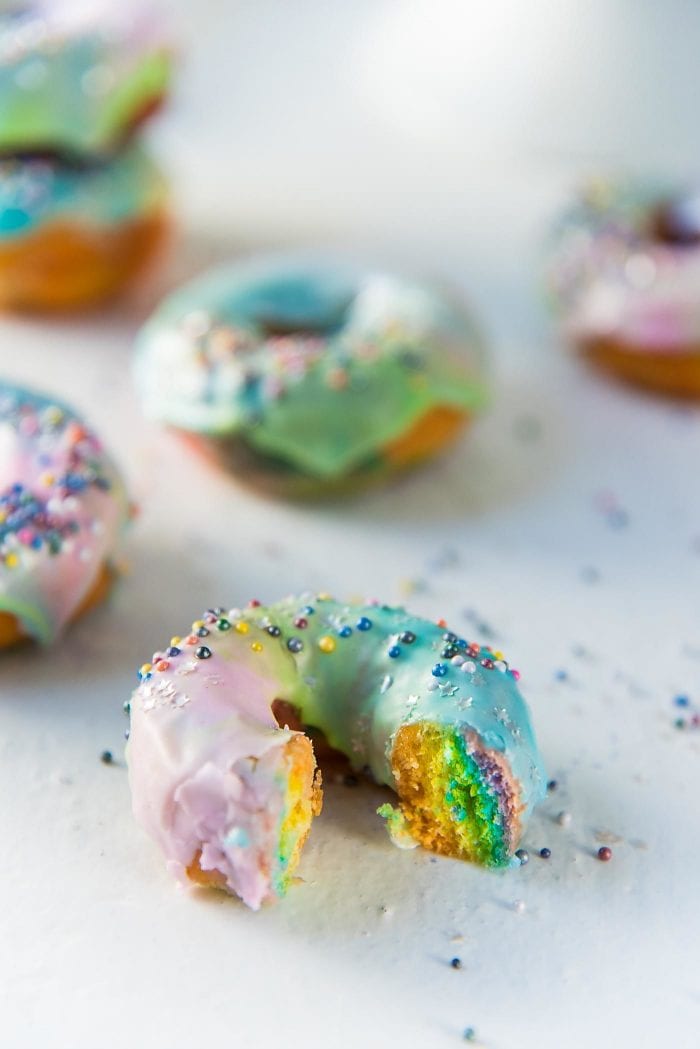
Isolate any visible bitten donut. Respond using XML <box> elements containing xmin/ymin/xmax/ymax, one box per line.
<box><xmin>126</xmin><ymin>595</ymin><xmax>545</xmax><ymax>910</ymax></box>
<box><xmin>0</xmin><ymin>145</ymin><xmax>168</xmax><ymax>310</ymax></box>
<box><xmin>0</xmin><ymin>1</ymin><xmax>172</xmax><ymax>156</ymax></box>
<box><xmin>134</xmin><ymin>257</ymin><xmax>488</xmax><ymax>497</ymax></box>
<box><xmin>0</xmin><ymin>382</ymin><xmax>129</xmax><ymax>647</ymax></box>
<box><xmin>548</xmin><ymin>178</ymin><xmax>700</xmax><ymax>397</ymax></box>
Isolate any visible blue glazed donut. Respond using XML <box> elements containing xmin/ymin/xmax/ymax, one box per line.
<box><xmin>134</xmin><ymin>255</ymin><xmax>489</xmax><ymax>496</ymax></box>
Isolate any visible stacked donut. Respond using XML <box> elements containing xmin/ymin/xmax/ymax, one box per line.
<box><xmin>0</xmin><ymin>0</ymin><xmax>172</xmax><ymax>311</ymax></box>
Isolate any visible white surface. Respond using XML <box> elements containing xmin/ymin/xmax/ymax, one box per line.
<box><xmin>2</xmin><ymin>3</ymin><xmax>700</xmax><ymax>1047</ymax></box>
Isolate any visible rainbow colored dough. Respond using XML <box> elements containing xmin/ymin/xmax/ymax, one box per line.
<box><xmin>547</xmin><ymin>178</ymin><xmax>700</xmax><ymax>397</ymax></box>
<box><xmin>0</xmin><ymin>382</ymin><xmax>130</xmax><ymax>647</ymax></box>
<box><xmin>134</xmin><ymin>257</ymin><xmax>488</xmax><ymax>496</ymax></box>
<box><xmin>0</xmin><ymin>145</ymin><xmax>168</xmax><ymax>310</ymax></box>
<box><xmin>127</xmin><ymin>595</ymin><xmax>545</xmax><ymax>909</ymax></box>
<box><xmin>0</xmin><ymin>1</ymin><xmax>172</xmax><ymax>156</ymax></box>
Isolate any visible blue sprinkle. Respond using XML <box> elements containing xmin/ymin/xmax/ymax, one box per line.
<box><xmin>388</xmin><ymin>645</ymin><xmax>401</xmax><ymax>658</ymax></box>
<box><xmin>674</xmin><ymin>695</ymin><xmax>690</xmax><ymax>707</ymax></box>
<box><xmin>167</xmin><ymin>646</ymin><xmax>181</xmax><ymax>657</ymax></box>
<box><xmin>432</xmin><ymin>663</ymin><xmax>448</xmax><ymax>677</ymax></box>
<box><xmin>302</xmin><ymin>605</ymin><xmax>315</xmax><ymax>615</ymax></box>
<box><xmin>357</xmin><ymin>617</ymin><xmax>373</xmax><ymax>631</ymax></box>
<box><xmin>338</xmin><ymin>626</ymin><xmax>353</xmax><ymax>638</ymax></box>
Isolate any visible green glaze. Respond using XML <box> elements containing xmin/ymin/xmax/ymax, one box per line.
<box><xmin>134</xmin><ymin>257</ymin><xmax>489</xmax><ymax>481</ymax></box>
<box><xmin>0</xmin><ymin>5</ymin><xmax>171</xmax><ymax>155</ymax></box>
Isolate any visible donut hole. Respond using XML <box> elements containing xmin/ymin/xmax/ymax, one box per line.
<box><xmin>649</xmin><ymin>192</ymin><xmax>700</xmax><ymax>247</ymax></box>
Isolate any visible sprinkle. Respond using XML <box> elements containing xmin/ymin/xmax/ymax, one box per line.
<box><xmin>674</xmin><ymin>695</ymin><xmax>690</xmax><ymax>707</ymax></box>
<box><xmin>100</xmin><ymin>750</ymin><xmax>113</xmax><ymax>765</ymax></box>
<box><xmin>450</xmin><ymin>957</ymin><xmax>462</xmax><ymax>970</ymax></box>
<box><xmin>294</xmin><ymin>617</ymin><xmax>308</xmax><ymax>629</ymax></box>
<box><xmin>166</xmin><ymin>646</ymin><xmax>181</xmax><ymax>657</ymax></box>
<box><xmin>170</xmin><ymin>636</ymin><xmax>181</xmax><ymax>646</ymax></box>
<box><xmin>248</xmin><ymin>599</ymin><xmax>261</xmax><ymax>607</ymax></box>
<box><xmin>287</xmin><ymin>637</ymin><xmax>303</xmax><ymax>653</ymax></box>
<box><xmin>357</xmin><ymin>616</ymin><xmax>373</xmax><ymax>631</ymax></box>
<box><xmin>515</xmin><ymin>848</ymin><xmax>529</xmax><ymax>865</ymax></box>
<box><xmin>216</xmin><ymin>619</ymin><xmax>231</xmax><ymax>631</ymax></box>
<box><xmin>556</xmin><ymin>811</ymin><xmax>572</xmax><ymax>828</ymax></box>
<box><xmin>463</xmin><ymin>1028</ymin><xmax>476</xmax><ymax>1043</ymax></box>
<box><xmin>432</xmin><ymin>663</ymin><xmax>448</xmax><ymax>678</ymax></box>
<box><xmin>461</xmin><ymin>661</ymin><xmax>476</xmax><ymax>674</ymax></box>
<box><xmin>399</xmin><ymin>631</ymin><xmax>416</xmax><ymax>644</ymax></box>
<box><xmin>155</xmin><ymin>660</ymin><xmax>170</xmax><ymax>672</ymax></box>
<box><xmin>266</xmin><ymin>625</ymin><xmax>281</xmax><ymax>637</ymax></box>
<box><xmin>380</xmin><ymin>674</ymin><xmax>394</xmax><ymax>694</ymax></box>
<box><xmin>597</xmin><ymin>846</ymin><xmax>612</xmax><ymax>862</ymax></box>
<box><xmin>513</xmin><ymin>899</ymin><xmax>526</xmax><ymax>914</ymax></box>
<box><xmin>338</xmin><ymin>625</ymin><xmax>352</xmax><ymax>638</ymax></box>
<box><xmin>139</xmin><ymin>663</ymin><xmax>152</xmax><ymax>677</ymax></box>
<box><xmin>547</xmin><ymin>780</ymin><xmax>558</xmax><ymax>792</ymax></box>
<box><xmin>539</xmin><ymin>847</ymin><xmax>551</xmax><ymax>859</ymax></box>
<box><xmin>318</xmin><ymin>635</ymin><xmax>336</xmax><ymax>654</ymax></box>
<box><xmin>251</xmin><ymin>641</ymin><xmax>263</xmax><ymax>653</ymax></box>
<box><xmin>388</xmin><ymin>645</ymin><xmax>401</xmax><ymax>658</ymax></box>
<box><xmin>195</xmin><ymin>646</ymin><xmax>212</xmax><ymax>660</ymax></box>
<box><xmin>234</xmin><ymin>621</ymin><xmax>249</xmax><ymax>634</ymax></box>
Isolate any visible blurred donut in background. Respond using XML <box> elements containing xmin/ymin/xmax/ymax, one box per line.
<box><xmin>547</xmin><ymin>178</ymin><xmax>700</xmax><ymax>398</ymax></box>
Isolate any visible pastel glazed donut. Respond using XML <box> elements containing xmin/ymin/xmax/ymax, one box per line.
<box><xmin>0</xmin><ymin>382</ymin><xmax>129</xmax><ymax>648</ymax></box>
<box><xmin>0</xmin><ymin>1</ymin><xmax>172</xmax><ymax>157</ymax></box>
<box><xmin>548</xmin><ymin>179</ymin><xmax>700</xmax><ymax>397</ymax></box>
<box><xmin>127</xmin><ymin>595</ymin><xmax>545</xmax><ymax>910</ymax></box>
<box><xmin>0</xmin><ymin>145</ymin><xmax>168</xmax><ymax>310</ymax></box>
<box><xmin>134</xmin><ymin>257</ymin><xmax>488</xmax><ymax>497</ymax></box>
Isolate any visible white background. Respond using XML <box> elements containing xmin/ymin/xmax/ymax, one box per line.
<box><xmin>1</xmin><ymin>3</ymin><xmax>699</xmax><ymax>1047</ymax></box>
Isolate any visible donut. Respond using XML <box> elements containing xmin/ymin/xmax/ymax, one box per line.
<box><xmin>0</xmin><ymin>144</ymin><xmax>168</xmax><ymax>310</ymax></box>
<box><xmin>0</xmin><ymin>1</ymin><xmax>172</xmax><ymax>157</ymax></box>
<box><xmin>0</xmin><ymin>382</ymin><xmax>130</xmax><ymax>647</ymax></box>
<box><xmin>126</xmin><ymin>595</ymin><xmax>545</xmax><ymax>909</ymax></box>
<box><xmin>134</xmin><ymin>257</ymin><xmax>488</xmax><ymax>497</ymax></box>
<box><xmin>548</xmin><ymin>178</ymin><xmax>700</xmax><ymax>397</ymax></box>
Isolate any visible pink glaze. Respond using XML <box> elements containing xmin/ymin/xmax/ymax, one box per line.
<box><xmin>126</xmin><ymin>637</ymin><xmax>299</xmax><ymax>910</ymax></box>
<box><xmin>0</xmin><ymin>387</ymin><xmax>128</xmax><ymax>644</ymax></box>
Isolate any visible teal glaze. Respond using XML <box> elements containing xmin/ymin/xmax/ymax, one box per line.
<box><xmin>225</xmin><ymin>596</ymin><xmax>546</xmax><ymax>827</ymax></box>
<box><xmin>0</xmin><ymin>3</ymin><xmax>171</xmax><ymax>155</ymax></box>
<box><xmin>134</xmin><ymin>256</ymin><xmax>488</xmax><ymax>480</ymax></box>
<box><xmin>0</xmin><ymin>143</ymin><xmax>166</xmax><ymax>240</ymax></box>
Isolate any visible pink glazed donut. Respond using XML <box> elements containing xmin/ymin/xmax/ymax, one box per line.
<box><xmin>0</xmin><ymin>382</ymin><xmax>130</xmax><ymax>647</ymax></box>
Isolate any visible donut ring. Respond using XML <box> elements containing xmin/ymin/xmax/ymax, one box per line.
<box><xmin>0</xmin><ymin>383</ymin><xmax>130</xmax><ymax>647</ymax></box>
<box><xmin>0</xmin><ymin>145</ymin><xmax>168</xmax><ymax>311</ymax></box>
<box><xmin>548</xmin><ymin>178</ymin><xmax>700</xmax><ymax>397</ymax></box>
<box><xmin>0</xmin><ymin>1</ymin><xmax>172</xmax><ymax>156</ymax></box>
<box><xmin>126</xmin><ymin>595</ymin><xmax>545</xmax><ymax>910</ymax></box>
<box><xmin>134</xmin><ymin>256</ymin><xmax>488</xmax><ymax>497</ymax></box>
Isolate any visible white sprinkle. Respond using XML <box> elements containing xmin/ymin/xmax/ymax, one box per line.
<box><xmin>556</xmin><ymin>810</ymin><xmax>572</xmax><ymax>828</ymax></box>
<box><xmin>380</xmin><ymin>674</ymin><xmax>394</xmax><ymax>695</ymax></box>
<box><xmin>176</xmin><ymin>660</ymin><xmax>199</xmax><ymax>676</ymax></box>
<box><xmin>427</xmin><ymin>680</ymin><xmax>439</xmax><ymax>691</ymax></box>
<box><xmin>451</xmin><ymin>654</ymin><xmax>465</xmax><ymax>667</ymax></box>
<box><xmin>513</xmin><ymin>899</ymin><xmax>526</xmax><ymax>914</ymax></box>
<box><xmin>461</xmin><ymin>661</ymin><xmax>476</xmax><ymax>674</ymax></box>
